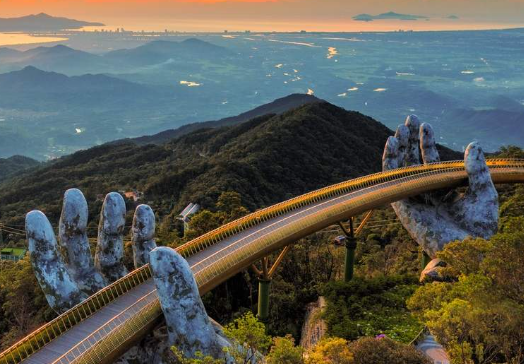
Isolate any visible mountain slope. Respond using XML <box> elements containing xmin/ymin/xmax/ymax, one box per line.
<box><xmin>442</xmin><ymin>107</ymin><xmax>524</xmax><ymax>149</ymax></box>
<box><xmin>0</xmin><ymin>156</ymin><xmax>40</xmax><ymax>182</ymax></box>
<box><xmin>0</xmin><ymin>66</ymin><xmax>165</xmax><ymax>111</ymax></box>
<box><xmin>0</xmin><ymin>45</ymin><xmax>108</xmax><ymax>74</ymax></box>
<box><xmin>0</xmin><ymin>101</ymin><xmax>460</xmax><ymax>227</ymax></box>
<box><xmin>127</xmin><ymin>94</ymin><xmax>322</xmax><ymax>145</ymax></box>
<box><xmin>0</xmin><ymin>40</ymin><xmax>230</xmax><ymax>74</ymax></box>
<box><xmin>104</xmin><ymin>39</ymin><xmax>234</xmax><ymax>66</ymax></box>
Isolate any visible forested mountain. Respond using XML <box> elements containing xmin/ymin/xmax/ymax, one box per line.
<box><xmin>0</xmin><ymin>99</ymin><xmax>453</xmax><ymax>345</ymax></box>
<box><xmin>0</xmin><ymin>156</ymin><xmax>39</xmax><ymax>182</ymax></box>
<box><xmin>0</xmin><ymin>100</ymin><xmax>459</xmax><ymax>229</ymax></box>
<box><xmin>122</xmin><ymin>93</ymin><xmax>322</xmax><ymax>145</ymax></box>
<box><xmin>2</xmin><ymin>100</ymin><xmax>520</xmax><ymax>363</ymax></box>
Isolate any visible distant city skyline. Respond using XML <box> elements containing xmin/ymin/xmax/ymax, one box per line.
<box><xmin>2</xmin><ymin>0</ymin><xmax>524</xmax><ymax>32</ymax></box>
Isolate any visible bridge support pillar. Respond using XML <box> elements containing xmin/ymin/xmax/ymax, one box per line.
<box><xmin>252</xmin><ymin>246</ymin><xmax>292</xmax><ymax>321</ymax></box>
<box><xmin>257</xmin><ymin>278</ymin><xmax>271</xmax><ymax>321</ymax></box>
<box><xmin>338</xmin><ymin>211</ymin><xmax>374</xmax><ymax>282</ymax></box>
<box><xmin>339</xmin><ymin>217</ymin><xmax>357</xmax><ymax>282</ymax></box>
<box><xmin>344</xmin><ymin>217</ymin><xmax>357</xmax><ymax>282</ymax></box>
<box><xmin>344</xmin><ymin>238</ymin><xmax>357</xmax><ymax>282</ymax></box>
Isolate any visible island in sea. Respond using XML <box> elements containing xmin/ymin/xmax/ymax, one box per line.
<box><xmin>0</xmin><ymin>13</ymin><xmax>104</xmax><ymax>32</ymax></box>
<box><xmin>353</xmin><ymin>11</ymin><xmax>429</xmax><ymax>22</ymax></box>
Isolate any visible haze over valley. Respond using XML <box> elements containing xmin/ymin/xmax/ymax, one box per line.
<box><xmin>1</xmin><ymin>21</ymin><xmax>524</xmax><ymax>159</ymax></box>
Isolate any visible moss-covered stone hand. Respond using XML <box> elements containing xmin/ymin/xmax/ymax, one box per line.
<box><xmin>25</xmin><ymin>189</ymin><xmax>155</xmax><ymax>313</ymax></box>
<box><xmin>382</xmin><ymin>115</ymin><xmax>499</xmax><ymax>259</ymax></box>
<box><xmin>26</xmin><ymin>189</ymin><xmax>228</xmax><ymax>363</ymax></box>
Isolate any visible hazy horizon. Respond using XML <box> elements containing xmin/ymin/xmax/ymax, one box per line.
<box><xmin>2</xmin><ymin>0</ymin><xmax>524</xmax><ymax>33</ymax></box>
<box><xmin>1</xmin><ymin>0</ymin><xmax>524</xmax><ymax>159</ymax></box>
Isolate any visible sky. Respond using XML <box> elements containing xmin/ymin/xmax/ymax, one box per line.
<box><xmin>2</xmin><ymin>0</ymin><xmax>524</xmax><ymax>32</ymax></box>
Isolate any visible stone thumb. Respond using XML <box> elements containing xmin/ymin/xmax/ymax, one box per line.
<box><xmin>149</xmin><ymin>247</ymin><xmax>221</xmax><ymax>358</ymax></box>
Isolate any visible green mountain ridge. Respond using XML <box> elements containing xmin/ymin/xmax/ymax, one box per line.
<box><xmin>0</xmin><ymin>100</ymin><xmax>459</xmax><ymax>229</ymax></box>
<box><xmin>115</xmin><ymin>93</ymin><xmax>322</xmax><ymax>146</ymax></box>
<box><xmin>0</xmin><ymin>155</ymin><xmax>40</xmax><ymax>182</ymax></box>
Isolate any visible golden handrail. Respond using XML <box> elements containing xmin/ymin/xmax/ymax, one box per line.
<box><xmin>1</xmin><ymin>159</ymin><xmax>523</xmax><ymax>364</ymax></box>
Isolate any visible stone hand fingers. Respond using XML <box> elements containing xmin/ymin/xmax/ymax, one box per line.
<box><xmin>131</xmin><ymin>204</ymin><xmax>157</xmax><ymax>268</ymax></box>
<box><xmin>26</xmin><ymin>210</ymin><xmax>87</xmax><ymax>313</ymax></box>
<box><xmin>404</xmin><ymin>115</ymin><xmax>421</xmax><ymax>166</ymax></box>
<box><xmin>453</xmin><ymin>142</ymin><xmax>499</xmax><ymax>237</ymax></box>
<box><xmin>95</xmin><ymin>192</ymin><xmax>128</xmax><ymax>283</ymax></box>
<box><xmin>420</xmin><ymin>123</ymin><xmax>440</xmax><ymax>164</ymax></box>
<box><xmin>59</xmin><ymin>189</ymin><xmax>106</xmax><ymax>294</ymax></box>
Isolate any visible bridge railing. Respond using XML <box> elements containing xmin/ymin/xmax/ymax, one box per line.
<box><xmin>176</xmin><ymin>161</ymin><xmax>456</xmax><ymax>258</ymax></box>
<box><xmin>1</xmin><ymin>159</ymin><xmax>523</xmax><ymax>364</ymax></box>
<box><xmin>0</xmin><ymin>265</ymin><xmax>152</xmax><ymax>364</ymax></box>
<box><xmin>191</xmin><ymin>159</ymin><xmax>524</xmax><ymax>289</ymax></box>
<box><xmin>177</xmin><ymin>159</ymin><xmax>524</xmax><ymax>259</ymax></box>
<box><xmin>52</xmin><ymin>290</ymin><xmax>161</xmax><ymax>364</ymax></box>
<box><xmin>190</xmin><ymin>167</ymin><xmax>473</xmax><ymax>288</ymax></box>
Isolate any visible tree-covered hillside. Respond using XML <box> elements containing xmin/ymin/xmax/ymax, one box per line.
<box><xmin>2</xmin><ymin>101</ymin><xmax>457</xmax><ymax>229</ymax></box>
<box><xmin>0</xmin><ymin>155</ymin><xmax>39</xmax><ymax>182</ymax></box>
<box><xmin>2</xmin><ymin>99</ymin><xmax>521</xmax><ymax>362</ymax></box>
<box><xmin>0</xmin><ymin>100</ymin><xmax>462</xmax><ymax>350</ymax></box>
<box><xmin>124</xmin><ymin>93</ymin><xmax>321</xmax><ymax>146</ymax></box>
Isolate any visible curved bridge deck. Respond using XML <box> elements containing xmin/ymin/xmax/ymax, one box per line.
<box><xmin>2</xmin><ymin>160</ymin><xmax>524</xmax><ymax>364</ymax></box>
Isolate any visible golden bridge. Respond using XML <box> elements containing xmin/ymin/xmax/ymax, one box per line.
<box><xmin>2</xmin><ymin>159</ymin><xmax>524</xmax><ymax>364</ymax></box>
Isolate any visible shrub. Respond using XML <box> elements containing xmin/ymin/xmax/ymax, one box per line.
<box><xmin>322</xmin><ymin>275</ymin><xmax>423</xmax><ymax>342</ymax></box>
<box><xmin>306</xmin><ymin>337</ymin><xmax>354</xmax><ymax>364</ymax></box>
<box><xmin>349</xmin><ymin>337</ymin><xmax>431</xmax><ymax>364</ymax></box>
<box><xmin>266</xmin><ymin>335</ymin><xmax>304</xmax><ymax>364</ymax></box>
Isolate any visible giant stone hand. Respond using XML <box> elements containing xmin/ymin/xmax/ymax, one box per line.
<box><xmin>26</xmin><ymin>188</ymin><xmax>227</xmax><ymax>362</ymax></box>
<box><xmin>27</xmin><ymin>189</ymin><xmax>140</xmax><ymax>313</ymax></box>
<box><xmin>382</xmin><ymin>115</ymin><xmax>499</xmax><ymax>258</ymax></box>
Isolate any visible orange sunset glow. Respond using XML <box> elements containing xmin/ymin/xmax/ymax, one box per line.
<box><xmin>2</xmin><ymin>0</ymin><xmax>524</xmax><ymax>33</ymax></box>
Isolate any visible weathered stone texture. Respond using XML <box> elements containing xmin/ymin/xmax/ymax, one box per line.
<box><xmin>95</xmin><ymin>192</ymin><xmax>128</xmax><ymax>282</ymax></box>
<box><xmin>59</xmin><ymin>188</ymin><xmax>106</xmax><ymax>295</ymax></box>
<box><xmin>383</xmin><ymin>115</ymin><xmax>499</xmax><ymax>258</ymax></box>
<box><xmin>131</xmin><ymin>204</ymin><xmax>157</xmax><ymax>268</ymax></box>
<box><xmin>26</xmin><ymin>210</ymin><xmax>87</xmax><ymax>313</ymax></box>
<box><xmin>149</xmin><ymin>246</ymin><xmax>224</xmax><ymax>359</ymax></box>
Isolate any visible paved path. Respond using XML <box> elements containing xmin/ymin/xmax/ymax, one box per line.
<box><xmin>417</xmin><ymin>335</ymin><xmax>450</xmax><ymax>364</ymax></box>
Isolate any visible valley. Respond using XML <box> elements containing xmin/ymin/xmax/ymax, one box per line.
<box><xmin>1</xmin><ymin>28</ymin><xmax>524</xmax><ymax>159</ymax></box>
